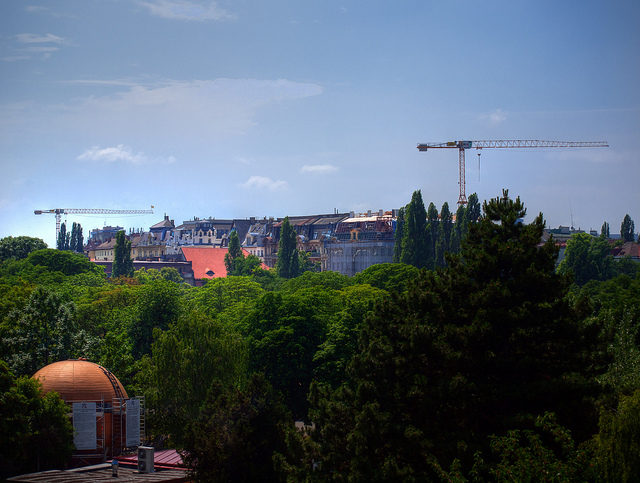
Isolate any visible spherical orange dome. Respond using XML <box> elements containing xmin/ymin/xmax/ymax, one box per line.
<box><xmin>33</xmin><ymin>359</ymin><xmax>128</xmax><ymax>402</ymax></box>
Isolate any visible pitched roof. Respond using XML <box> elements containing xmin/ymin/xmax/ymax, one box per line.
<box><xmin>150</xmin><ymin>216</ymin><xmax>175</xmax><ymax>230</ymax></box>
<box><xmin>612</xmin><ymin>242</ymin><xmax>640</xmax><ymax>258</ymax></box>
<box><xmin>181</xmin><ymin>247</ymin><xmax>267</xmax><ymax>280</ymax></box>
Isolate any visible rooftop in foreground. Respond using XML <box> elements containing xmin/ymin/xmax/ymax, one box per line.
<box><xmin>8</xmin><ymin>463</ymin><xmax>188</xmax><ymax>482</ymax></box>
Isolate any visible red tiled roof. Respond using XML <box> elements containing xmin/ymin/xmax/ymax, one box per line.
<box><xmin>181</xmin><ymin>247</ymin><xmax>268</xmax><ymax>280</ymax></box>
<box><xmin>612</xmin><ymin>242</ymin><xmax>640</xmax><ymax>258</ymax></box>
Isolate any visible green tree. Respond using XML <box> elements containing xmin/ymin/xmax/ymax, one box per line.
<box><xmin>224</xmin><ymin>230</ymin><xmax>245</xmax><ymax>275</ymax></box>
<box><xmin>134</xmin><ymin>267</ymin><xmax>183</xmax><ymax>284</ymax></box>
<box><xmin>426</xmin><ymin>201</ymin><xmax>439</xmax><ymax>267</ymax></box>
<box><xmin>479</xmin><ymin>412</ymin><xmax>593</xmax><ymax>482</ymax></box>
<box><xmin>0</xmin><ymin>236</ymin><xmax>47</xmax><ymax>262</ymax></box>
<box><xmin>392</xmin><ymin>207</ymin><xmax>405</xmax><ymax>263</ymax></box>
<box><xmin>596</xmin><ymin>389</ymin><xmax>640</xmax><ymax>482</ymax></box>
<box><xmin>130</xmin><ymin>279</ymin><xmax>182</xmax><ymax>358</ymax></box>
<box><xmin>140</xmin><ymin>310</ymin><xmax>248</xmax><ymax>446</ymax></box>
<box><xmin>435</xmin><ymin>201</ymin><xmax>452</xmax><ymax>267</ymax></box>
<box><xmin>244</xmin><ymin>290</ymin><xmax>331</xmax><ymax>418</ymax></box>
<box><xmin>352</xmin><ymin>263</ymin><xmax>419</xmax><ymax>294</ymax></box>
<box><xmin>464</xmin><ymin>192</ymin><xmax>481</xmax><ymax>226</ymax></box>
<box><xmin>399</xmin><ymin>190</ymin><xmax>430</xmax><ymax>268</ymax></box>
<box><xmin>190</xmin><ymin>276</ymin><xmax>264</xmax><ymax>321</ymax></box>
<box><xmin>26</xmin><ymin>249</ymin><xmax>101</xmax><ymax>277</ymax></box>
<box><xmin>112</xmin><ymin>230</ymin><xmax>133</xmax><ymax>278</ymax></box>
<box><xmin>557</xmin><ymin>232</ymin><xmax>614</xmax><ymax>285</ymax></box>
<box><xmin>313</xmin><ymin>284</ymin><xmax>388</xmax><ymax>389</ymax></box>
<box><xmin>56</xmin><ymin>222</ymin><xmax>70</xmax><ymax>251</ymax></box>
<box><xmin>0</xmin><ymin>361</ymin><xmax>74</xmax><ymax>478</ymax></box>
<box><xmin>183</xmin><ymin>374</ymin><xmax>293</xmax><ymax>483</ymax></box>
<box><xmin>450</xmin><ymin>203</ymin><xmax>466</xmax><ymax>254</ymax></box>
<box><xmin>276</xmin><ymin>217</ymin><xmax>300</xmax><ymax>279</ymax></box>
<box><xmin>601</xmin><ymin>221</ymin><xmax>610</xmax><ymax>238</ymax></box>
<box><xmin>0</xmin><ymin>287</ymin><xmax>92</xmax><ymax>376</ymax></box>
<box><xmin>307</xmin><ymin>190</ymin><xmax>592</xmax><ymax>478</ymax></box>
<box><xmin>621</xmin><ymin>214</ymin><xmax>635</xmax><ymax>242</ymax></box>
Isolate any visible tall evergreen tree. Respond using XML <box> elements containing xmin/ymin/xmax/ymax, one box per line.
<box><xmin>435</xmin><ymin>202</ymin><xmax>453</xmax><ymax>268</ymax></box>
<box><xmin>224</xmin><ymin>230</ymin><xmax>247</xmax><ymax>275</ymax></box>
<box><xmin>400</xmin><ymin>191</ymin><xmax>430</xmax><ymax>268</ymax></box>
<box><xmin>112</xmin><ymin>230</ymin><xmax>133</xmax><ymax>278</ymax></box>
<box><xmin>69</xmin><ymin>223</ymin><xmax>78</xmax><ymax>253</ymax></box>
<box><xmin>621</xmin><ymin>214</ymin><xmax>635</xmax><ymax>242</ymax></box>
<box><xmin>307</xmin><ymin>190</ymin><xmax>593</xmax><ymax>479</ymax></box>
<box><xmin>75</xmin><ymin>223</ymin><xmax>84</xmax><ymax>253</ymax></box>
<box><xmin>56</xmin><ymin>223</ymin><xmax>69</xmax><ymax>250</ymax></box>
<box><xmin>276</xmin><ymin>217</ymin><xmax>300</xmax><ymax>279</ymax></box>
<box><xmin>426</xmin><ymin>201</ymin><xmax>439</xmax><ymax>268</ymax></box>
<box><xmin>464</xmin><ymin>192</ymin><xmax>481</xmax><ymax>226</ymax></box>
<box><xmin>393</xmin><ymin>207</ymin><xmax>405</xmax><ymax>263</ymax></box>
<box><xmin>450</xmin><ymin>203</ymin><xmax>466</xmax><ymax>254</ymax></box>
<box><xmin>601</xmin><ymin>221</ymin><xmax>610</xmax><ymax>239</ymax></box>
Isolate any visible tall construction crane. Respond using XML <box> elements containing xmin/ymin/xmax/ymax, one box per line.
<box><xmin>34</xmin><ymin>207</ymin><xmax>155</xmax><ymax>241</ymax></box>
<box><xmin>417</xmin><ymin>140</ymin><xmax>609</xmax><ymax>205</ymax></box>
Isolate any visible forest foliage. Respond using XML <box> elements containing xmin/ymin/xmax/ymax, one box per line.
<box><xmin>0</xmin><ymin>190</ymin><xmax>639</xmax><ymax>480</ymax></box>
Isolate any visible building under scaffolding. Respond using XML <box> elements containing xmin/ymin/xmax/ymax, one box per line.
<box><xmin>322</xmin><ymin>211</ymin><xmax>396</xmax><ymax>276</ymax></box>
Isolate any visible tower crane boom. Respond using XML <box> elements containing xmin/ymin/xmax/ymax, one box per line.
<box><xmin>34</xmin><ymin>207</ymin><xmax>155</xmax><ymax>242</ymax></box>
<box><xmin>417</xmin><ymin>139</ymin><xmax>608</xmax><ymax>205</ymax></box>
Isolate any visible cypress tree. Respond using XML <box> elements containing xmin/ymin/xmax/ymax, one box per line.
<box><xmin>276</xmin><ymin>217</ymin><xmax>300</xmax><ymax>278</ymax></box>
<box><xmin>75</xmin><ymin>223</ymin><xmax>84</xmax><ymax>253</ymax></box>
<box><xmin>56</xmin><ymin>223</ymin><xmax>67</xmax><ymax>250</ymax></box>
<box><xmin>112</xmin><ymin>230</ymin><xmax>133</xmax><ymax>278</ymax></box>
<box><xmin>600</xmin><ymin>221</ymin><xmax>610</xmax><ymax>239</ymax></box>
<box><xmin>426</xmin><ymin>202</ymin><xmax>439</xmax><ymax>268</ymax></box>
<box><xmin>435</xmin><ymin>202</ymin><xmax>452</xmax><ymax>267</ymax></box>
<box><xmin>393</xmin><ymin>207</ymin><xmax>405</xmax><ymax>263</ymax></box>
<box><xmin>400</xmin><ymin>190</ymin><xmax>430</xmax><ymax>268</ymax></box>
<box><xmin>224</xmin><ymin>230</ymin><xmax>245</xmax><ymax>275</ymax></box>
<box><xmin>621</xmin><ymin>214</ymin><xmax>635</xmax><ymax>242</ymax></box>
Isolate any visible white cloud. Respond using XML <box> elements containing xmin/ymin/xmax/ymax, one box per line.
<box><xmin>300</xmin><ymin>164</ymin><xmax>338</xmax><ymax>174</ymax></box>
<box><xmin>77</xmin><ymin>145</ymin><xmax>176</xmax><ymax>165</ymax></box>
<box><xmin>1</xmin><ymin>56</ymin><xmax>30</xmax><ymax>62</ymax></box>
<box><xmin>62</xmin><ymin>78</ymin><xmax>323</xmax><ymax>139</ymax></box>
<box><xmin>137</xmin><ymin>0</ymin><xmax>234</xmax><ymax>21</ymax></box>
<box><xmin>479</xmin><ymin>108</ymin><xmax>507</xmax><ymax>126</ymax></box>
<box><xmin>241</xmin><ymin>176</ymin><xmax>288</xmax><ymax>191</ymax></box>
<box><xmin>4</xmin><ymin>33</ymin><xmax>66</xmax><ymax>61</ymax></box>
<box><xmin>15</xmin><ymin>33</ymin><xmax>64</xmax><ymax>44</ymax></box>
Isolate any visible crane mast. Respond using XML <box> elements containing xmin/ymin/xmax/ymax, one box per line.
<box><xmin>34</xmin><ymin>207</ymin><xmax>154</xmax><ymax>242</ymax></box>
<box><xmin>417</xmin><ymin>139</ymin><xmax>609</xmax><ymax>205</ymax></box>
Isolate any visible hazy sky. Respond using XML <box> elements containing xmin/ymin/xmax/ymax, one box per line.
<box><xmin>1</xmin><ymin>0</ymin><xmax>639</xmax><ymax>247</ymax></box>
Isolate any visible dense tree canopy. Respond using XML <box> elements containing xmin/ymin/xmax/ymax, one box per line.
<box><xmin>621</xmin><ymin>214</ymin><xmax>635</xmax><ymax>242</ymax></box>
<box><xmin>558</xmin><ymin>232</ymin><xmax>614</xmax><ymax>285</ymax></box>
<box><xmin>276</xmin><ymin>217</ymin><xmax>300</xmax><ymax>279</ymax></box>
<box><xmin>399</xmin><ymin>190</ymin><xmax>430</xmax><ymax>268</ymax></box>
<box><xmin>0</xmin><ymin>189</ymin><xmax>639</xmax><ymax>480</ymax></box>
<box><xmin>306</xmin><ymin>190</ymin><xmax>595</xmax><ymax>479</ymax></box>
<box><xmin>0</xmin><ymin>236</ymin><xmax>47</xmax><ymax>262</ymax></box>
<box><xmin>112</xmin><ymin>230</ymin><xmax>133</xmax><ymax>278</ymax></box>
<box><xmin>0</xmin><ymin>361</ymin><xmax>73</xmax><ymax>479</ymax></box>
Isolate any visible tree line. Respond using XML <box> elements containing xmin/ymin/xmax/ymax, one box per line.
<box><xmin>0</xmin><ymin>190</ymin><xmax>639</xmax><ymax>481</ymax></box>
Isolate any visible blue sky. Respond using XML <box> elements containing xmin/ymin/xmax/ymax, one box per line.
<box><xmin>1</xmin><ymin>0</ymin><xmax>639</xmax><ymax>247</ymax></box>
